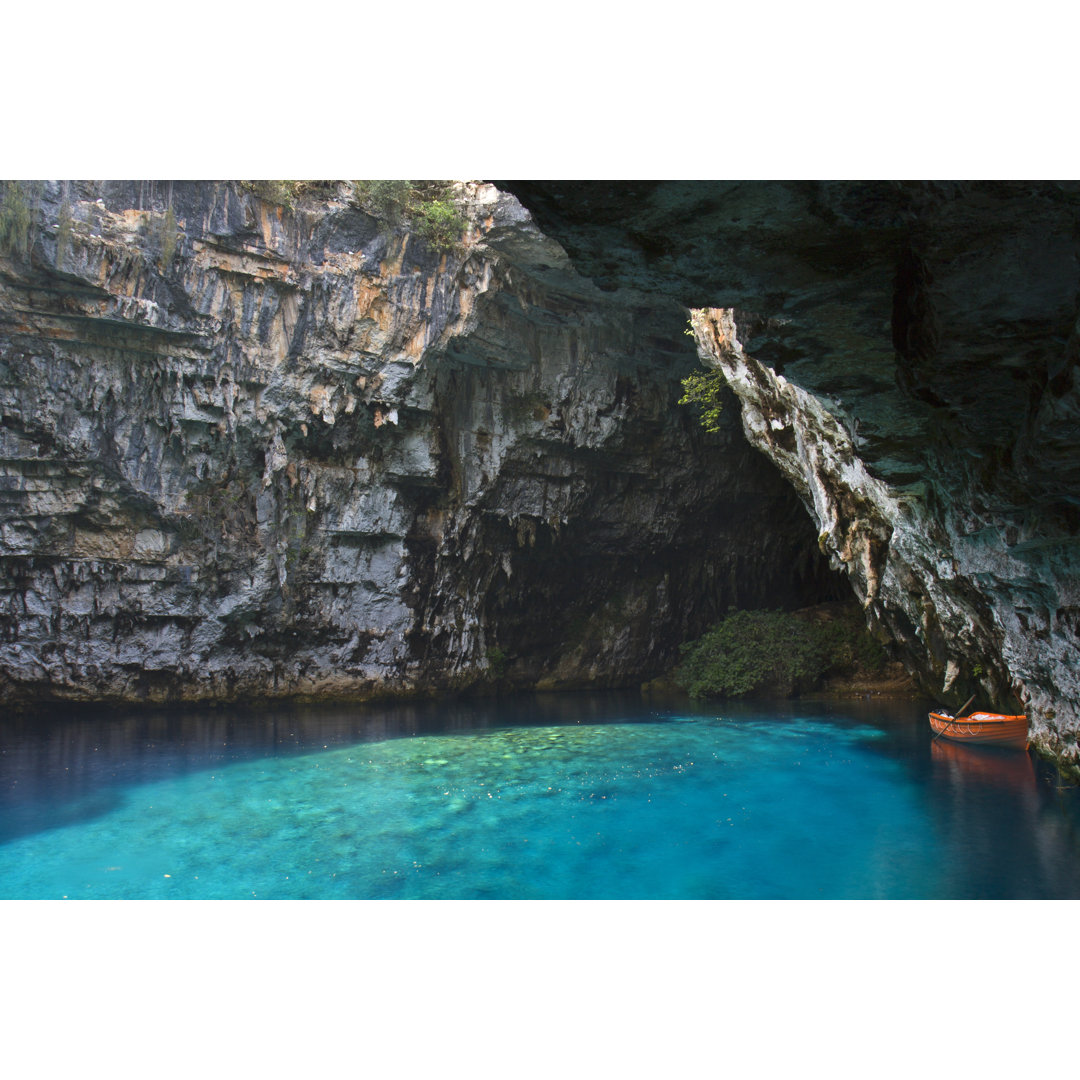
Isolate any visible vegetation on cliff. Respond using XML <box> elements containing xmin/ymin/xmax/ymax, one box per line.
<box><xmin>238</xmin><ymin>180</ymin><xmax>303</xmax><ymax>208</ymax></box>
<box><xmin>352</xmin><ymin>180</ymin><xmax>466</xmax><ymax>250</ymax></box>
<box><xmin>678</xmin><ymin>365</ymin><xmax>726</xmax><ymax>433</ymax></box>
<box><xmin>55</xmin><ymin>194</ymin><xmax>73</xmax><ymax>266</ymax></box>
<box><xmin>675</xmin><ymin>604</ymin><xmax>887</xmax><ymax>698</ymax></box>
<box><xmin>153</xmin><ymin>205</ymin><xmax>178</xmax><ymax>269</ymax></box>
<box><xmin>0</xmin><ymin>180</ymin><xmax>33</xmax><ymax>257</ymax></box>
<box><xmin>236</xmin><ymin>180</ymin><xmax>468</xmax><ymax>251</ymax></box>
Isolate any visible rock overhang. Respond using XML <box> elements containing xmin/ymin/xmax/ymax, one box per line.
<box><xmin>0</xmin><ymin>180</ymin><xmax>845</xmax><ymax>707</ymax></box>
<box><xmin>499</xmin><ymin>180</ymin><xmax>1080</xmax><ymax>775</ymax></box>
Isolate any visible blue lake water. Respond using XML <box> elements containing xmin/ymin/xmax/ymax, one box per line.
<box><xmin>2</xmin><ymin>692</ymin><xmax>1078</xmax><ymax>899</ymax></box>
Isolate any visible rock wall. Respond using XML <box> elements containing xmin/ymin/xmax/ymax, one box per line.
<box><xmin>691</xmin><ymin>306</ymin><xmax>1080</xmax><ymax>775</ymax></box>
<box><xmin>504</xmin><ymin>181</ymin><xmax>1080</xmax><ymax>776</ymax></box>
<box><xmin>0</xmin><ymin>180</ymin><xmax>842</xmax><ymax>705</ymax></box>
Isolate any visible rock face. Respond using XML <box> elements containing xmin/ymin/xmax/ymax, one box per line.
<box><xmin>0</xmin><ymin>180</ymin><xmax>842</xmax><ymax>705</ymax></box>
<box><xmin>503</xmin><ymin>181</ymin><xmax>1080</xmax><ymax>776</ymax></box>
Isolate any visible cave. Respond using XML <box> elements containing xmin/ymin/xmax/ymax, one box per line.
<box><xmin>1</xmin><ymin>179</ymin><xmax>1078</xmax><ymax>778</ymax></box>
<box><xmin>500</xmin><ymin>181</ymin><xmax>1080</xmax><ymax>774</ymax></box>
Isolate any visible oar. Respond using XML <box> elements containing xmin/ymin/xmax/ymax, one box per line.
<box><xmin>932</xmin><ymin>693</ymin><xmax>976</xmax><ymax>742</ymax></box>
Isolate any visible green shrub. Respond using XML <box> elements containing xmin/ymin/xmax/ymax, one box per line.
<box><xmin>485</xmin><ymin>646</ymin><xmax>509</xmax><ymax>678</ymax></box>
<box><xmin>679</xmin><ymin>367</ymin><xmax>726</xmax><ymax>433</ymax></box>
<box><xmin>353</xmin><ymin>180</ymin><xmax>413</xmax><ymax>222</ymax></box>
<box><xmin>155</xmin><ymin>206</ymin><xmax>178</xmax><ymax>268</ymax></box>
<box><xmin>414</xmin><ymin>197</ymin><xmax>465</xmax><ymax>251</ymax></box>
<box><xmin>240</xmin><ymin>180</ymin><xmax>298</xmax><ymax>209</ymax></box>
<box><xmin>0</xmin><ymin>181</ymin><xmax>32</xmax><ymax>258</ymax></box>
<box><xmin>675</xmin><ymin>606</ymin><xmax>886</xmax><ymax>699</ymax></box>
<box><xmin>353</xmin><ymin>180</ymin><xmax>466</xmax><ymax>251</ymax></box>
<box><xmin>55</xmin><ymin>196</ymin><xmax>73</xmax><ymax>266</ymax></box>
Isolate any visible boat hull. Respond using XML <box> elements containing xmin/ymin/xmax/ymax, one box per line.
<box><xmin>928</xmin><ymin>711</ymin><xmax>1028</xmax><ymax>748</ymax></box>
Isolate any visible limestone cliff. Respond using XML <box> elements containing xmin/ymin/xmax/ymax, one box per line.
<box><xmin>0</xmin><ymin>180</ymin><xmax>841</xmax><ymax>705</ymax></box>
<box><xmin>504</xmin><ymin>182</ymin><xmax>1080</xmax><ymax>777</ymax></box>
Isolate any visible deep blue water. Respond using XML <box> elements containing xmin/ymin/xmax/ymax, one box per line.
<box><xmin>2</xmin><ymin>692</ymin><xmax>1078</xmax><ymax>899</ymax></box>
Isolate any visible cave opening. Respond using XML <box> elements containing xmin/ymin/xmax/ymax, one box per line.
<box><xmin>414</xmin><ymin>285</ymin><xmax>851</xmax><ymax>694</ymax></box>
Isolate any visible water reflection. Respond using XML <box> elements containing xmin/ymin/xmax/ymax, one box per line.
<box><xmin>1</xmin><ymin>692</ymin><xmax>1078</xmax><ymax>898</ymax></box>
<box><xmin>930</xmin><ymin>737</ymin><xmax>1037</xmax><ymax>791</ymax></box>
<box><xmin>926</xmin><ymin>738</ymin><xmax>1080</xmax><ymax>898</ymax></box>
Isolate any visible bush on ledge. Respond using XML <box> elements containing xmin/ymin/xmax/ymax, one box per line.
<box><xmin>675</xmin><ymin>604</ymin><xmax>887</xmax><ymax>699</ymax></box>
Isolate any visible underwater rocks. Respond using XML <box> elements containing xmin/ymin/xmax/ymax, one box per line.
<box><xmin>0</xmin><ymin>181</ymin><xmax>842</xmax><ymax>705</ymax></box>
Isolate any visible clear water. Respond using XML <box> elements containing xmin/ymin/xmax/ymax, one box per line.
<box><xmin>2</xmin><ymin>692</ymin><xmax>1078</xmax><ymax>899</ymax></box>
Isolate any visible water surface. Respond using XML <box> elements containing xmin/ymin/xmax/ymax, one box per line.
<box><xmin>2</xmin><ymin>693</ymin><xmax>1078</xmax><ymax>899</ymax></box>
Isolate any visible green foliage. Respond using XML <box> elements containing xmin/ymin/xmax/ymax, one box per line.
<box><xmin>0</xmin><ymin>180</ymin><xmax>32</xmax><ymax>258</ymax></box>
<box><xmin>414</xmin><ymin>198</ymin><xmax>465</xmax><ymax>251</ymax></box>
<box><xmin>352</xmin><ymin>180</ymin><xmax>414</xmax><ymax>222</ymax></box>
<box><xmin>155</xmin><ymin>206</ymin><xmax>178</xmax><ymax>269</ymax></box>
<box><xmin>240</xmin><ymin>180</ymin><xmax>299</xmax><ymax>209</ymax></box>
<box><xmin>679</xmin><ymin>367</ymin><xmax>726</xmax><ymax>433</ymax></box>
<box><xmin>676</xmin><ymin>607</ymin><xmax>886</xmax><ymax>699</ymax></box>
<box><xmin>353</xmin><ymin>180</ymin><xmax>466</xmax><ymax>251</ymax></box>
<box><xmin>55</xmin><ymin>196</ymin><xmax>73</xmax><ymax>266</ymax></box>
<box><xmin>486</xmin><ymin>646</ymin><xmax>509</xmax><ymax>678</ymax></box>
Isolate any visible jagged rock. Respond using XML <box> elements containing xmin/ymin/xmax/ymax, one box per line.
<box><xmin>0</xmin><ymin>180</ymin><xmax>842</xmax><ymax>706</ymax></box>
<box><xmin>503</xmin><ymin>181</ymin><xmax>1080</xmax><ymax>777</ymax></box>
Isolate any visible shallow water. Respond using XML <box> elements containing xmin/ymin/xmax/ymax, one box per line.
<box><xmin>2</xmin><ymin>692</ymin><xmax>1078</xmax><ymax>899</ymax></box>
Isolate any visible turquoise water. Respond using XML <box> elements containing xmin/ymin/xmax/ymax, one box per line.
<box><xmin>2</xmin><ymin>693</ymin><xmax>1078</xmax><ymax>899</ymax></box>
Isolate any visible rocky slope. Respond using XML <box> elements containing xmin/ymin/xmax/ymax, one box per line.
<box><xmin>504</xmin><ymin>182</ymin><xmax>1080</xmax><ymax>776</ymax></box>
<box><xmin>0</xmin><ymin>180</ymin><xmax>842</xmax><ymax>705</ymax></box>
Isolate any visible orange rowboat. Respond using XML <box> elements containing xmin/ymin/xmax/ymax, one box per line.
<box><xmin>928</xmin><ymin>710</ymin><xmax>1029</xmax><ymax>748</ymax></box>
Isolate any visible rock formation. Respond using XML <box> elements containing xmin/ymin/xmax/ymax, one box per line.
<box><xmin>504</xmin><ymin>182</ymin><xmax>1080</xmax><ymax>776</ymax></box>
<box><xmin>0</xmin><ymin>181</ymin><xmax>841</xmax><ymax>706</ymax></box>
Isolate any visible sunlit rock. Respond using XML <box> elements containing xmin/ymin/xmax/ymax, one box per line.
<box><xmin>0</xmin><ymin>181</ymin><xmax>840</xmax><ymax>706</ymax></box>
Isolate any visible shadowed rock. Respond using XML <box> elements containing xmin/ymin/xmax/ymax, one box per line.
<box><xmin>501</xmin><ymin>181</ymin><xmax>1080</xmax><ymax>776</ymax></box>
